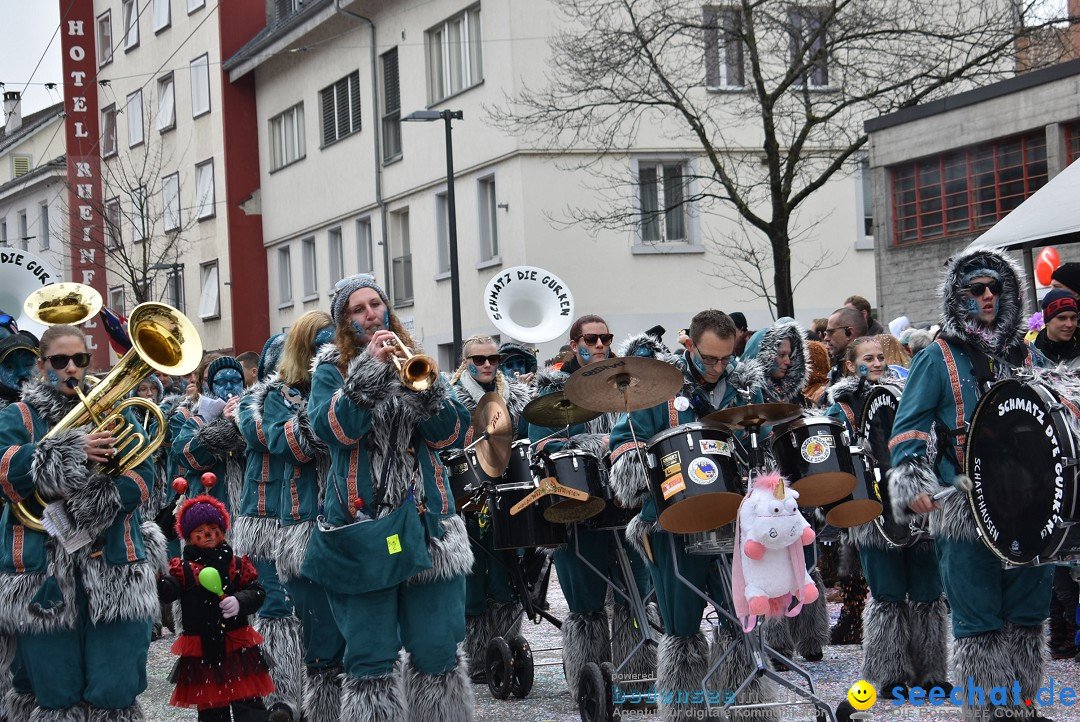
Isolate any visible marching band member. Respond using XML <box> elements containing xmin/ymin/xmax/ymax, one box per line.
<box><xmin>260</xmin><ymin>315</ymin><xmax>348</xmax><ymax>722</ymax></box>
<box><xmin>307</xmin><ymin>276</ymin><xmax>473</xmax><ymax>722</ymax></box>
<box><xmin>739</xmin><ymin>319</ymin><xmax>830</xmax><ymax>665</ymax></box>
<box><xmin>235</xmin><ymin>333</ymin><xmax>303</xmax><ymax>722</ymax></box>
<box><xmin>890</xmin><ymin>248</ymin><xmax>1052</xmax><ymax>721</ymax></box>
<box><xmin>449</xmin><ymin>335</ymin><xmax>534</xmax><ymax>681</ymax></box>
<box><xmin>608</xmin><ymin>310</ymin><xmax>776</xmax><ymax>722</ymax></box>
<box><xmin>827</xmin><ymin>337</ymin><xmax>947</xmax><ymax>720</ymax></box>
<box><xmin>527</xmin><ymin>316</ymin><xmax>654</xmax><ymax>703</ymax></box>
<box><xmin>0</xmin><ymin>324</ymin><xmax>165</xmax><ymax>722</ymax></box>
<box><xmin>175</xmin><ymin>357</ymin><xmax>249</xmax><ymax>512</ymax></box>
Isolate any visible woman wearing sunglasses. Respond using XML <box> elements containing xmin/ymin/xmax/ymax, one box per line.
<box><xmin>448</xmin><ymin>334</ymin><xmax>535</xmax><ymax>681</ymax></box>
<box><xmin>0</xmin><ymin>323</ymin><xmax>163</xmax><ymax>721</ymax></box>
<box><xmin>527</xmin><ymin>315</ymin><xmax>655</xmax><ymax>706</ymax></box>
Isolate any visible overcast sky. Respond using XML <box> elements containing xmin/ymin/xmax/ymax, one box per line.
<box><xmin>1</xmin><ymin>1</ymin><xmax>64</xmax><ymax>121</ymax></box>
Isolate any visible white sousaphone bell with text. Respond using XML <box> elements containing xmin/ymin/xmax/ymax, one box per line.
<box><xmin>484</xmin><ymin>265</ymin><xmax>574</xmax><ymax>344</ymax></box>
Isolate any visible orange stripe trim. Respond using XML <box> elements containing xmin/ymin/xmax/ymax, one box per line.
<box><xmin>126</xmin><ymin>470</ymin><xmax>149</xmax><ymax>503</ymax></box>
<box><xmin>839</xmin><ymin>402</ymin><xmax>856</xmax><ymax>431</ymax></box>
<box><xmin>183</xmin><ymin>441</ymin><xmax>212</xmax><ymax>471</ymax></box>
<box><xmin>290</xmin><ymin>467</ymin><xmax>300</xmax><ymax>520</ymax></box>
<box><xmin>888</xmin><ymin>429</ymin><xmax>931</xmax><ymax>451</ymax></box>
<box><xmin>256</xmin><ymin>418</ymin><xmax>267</xmax><ymax>447</ymax></box>
<box><xmin>535</xmin><ymin>436</ymin><xmax>567</xmax><ymax>452</ymax></box>
<box><xmin>0</xmin><ymin>447</ymin><xmax>24</xmax><ymax>503</ymax></box>
<box><xmin>668</xmin><ymin>399</ymin><xmax>679</xmax><ymax>428</ymax></box>
<box><xmin>610</xmin><ymin>441</ymin><xmax>644</xmax><ymax>464</ymax></box>
<box><xmin>346</xmin><ymin>447</ymin><xmax>359</xmax><ymax>515</ymax></box>
<box><xmin>426</xmin><ymin>414</ymin><xmax>461</xmax><ymax>450</ymax></box>
<box><xmin>937</xmin><ymin>340</ymin><xmax>967</xmax><ymax>468</ymax></box>
<box><xmin>328</xmin><ymin>390</ymin><xmax>359</xmax><ymax>445</ymax></box>
<box><xmin>123</xmin><ymin>512</ymin><xmax>137</xmax><ymax>562</ymax></box>
<box><xmin>15</xmin><ymin>403</ymin><xmax>32</xmax><ymax>437</ymax></box>
<box><xmin>12</xmin><ymin>525</ymin><xmax>24</xmax><ymax>573</ymax></box>
<box><xmin>429</xmin><ymin>449</ymin><xmax>449</xmax><ymax>513</ymax></box>
<box><xmin>259</xmin><ymin>454</ymin><xmax>269</xmax><ymax>516</ymax></box>
<box><xmin>285</xmin><ymin>419</ymin><xmax>313</xmax><ymax>463</ymax></box>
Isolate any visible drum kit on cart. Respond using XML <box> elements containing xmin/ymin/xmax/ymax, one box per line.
<box><xmin>442</xmin><ymin>355</ymin><xmax>1080</xmax><ymax>721</ymax></box>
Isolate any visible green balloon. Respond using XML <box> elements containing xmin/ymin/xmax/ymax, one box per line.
<box><xmin>197</xmin><ymin>567</ymin><xmax>223</xmax><ymax>597</ymax></box>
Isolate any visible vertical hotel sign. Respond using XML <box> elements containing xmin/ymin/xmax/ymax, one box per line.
<box><xmin>59</xmin><ymin>0</ymin><xmax>108</xmax><ymax>367</ymax></box>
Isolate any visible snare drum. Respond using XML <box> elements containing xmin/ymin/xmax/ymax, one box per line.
<box><xmin>684</xmin><ymin>524</ymin><xmax>735</xmax><ymax>555</ymax></box>
<box><xmin>771</xmin><ymin>417</ymin><xmax>856</xmax><ymax>507</ymax></box>
<box><xmin>965</xmin><ymin>379</ymin><xmax>1080</xmax><ymax>565</ymax></box>
<box><xmin>488</xmin><ymin>482</ymin><xmax>568</xmax><ymax>550</ymax></box>
<box><xmin>646</xmin><ymin>423</ymin><xmax>744</xmax><ymax>534</ymax></box>
<box><xmin>504</xmin><ymin>439</ymin><xmax>535</xmax><ymax>484</ymax></box>
<box><xmin>439</xmin><ymin>449</ymin><xmax>489</xmax><ymax>513</ymax></box>
<box><xmin>539</xmin><ymin>450</ymin><xmax>607</xmax><ymax>523</ymax></box>
<box><xmin>819</xmin><ymin>448</ymin><xmax>882</xmax><ymax>528</ymax></box>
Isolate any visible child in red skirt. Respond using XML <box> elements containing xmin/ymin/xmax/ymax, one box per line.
<box><xmin>158</xmin><ymin>495</ymin><xmax>275</xmax><ymax>721</ymax></box>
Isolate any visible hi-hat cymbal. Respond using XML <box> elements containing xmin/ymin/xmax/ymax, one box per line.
<box><xmin>522</xmin><ymin>391</ymin><xmax>601</xmax><ymax>427</ymax></box>
<box><xmin>703</xmin><ymin>403</ymin><xmax>803</xmax><ymax>430</ymax></box>
<box><xmin>564</xmin><ymin>356</ymin><xmax>684</xmax><ymax>413</ymax></box>
<box><xmin>472</xmin><ymin>393</ymin><xmax>513</xmax><ymax>476</ymax></box>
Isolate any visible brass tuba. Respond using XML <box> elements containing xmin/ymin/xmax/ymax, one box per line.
<box><xmin>12</xmin><ymin>285</ymin><xmax>202</xmax><ymax>531</ymax></box>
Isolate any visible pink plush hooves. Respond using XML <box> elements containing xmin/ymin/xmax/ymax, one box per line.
<box><xmin>744</xmin><ymin>539</ymin><xmax>765</xmax><ymax>560</ymax></box>
<box><xmin>801</xmin><ymin>526</ymin><xmax>816</xmax><ymax>544</ymax></box>
<box><xmin>748</xmin><ymin>596</ymin><xmax>768</xmax><ymax>615</ymax></box>
<box><xmin>802</xmin><ymin>582</ymin><xmax>819</xmax><ymax>604</ymax></box>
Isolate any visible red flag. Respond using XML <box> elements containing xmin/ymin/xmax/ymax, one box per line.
<box><xmin>99</xmin><ymin>306</ymin><xmax>132</xmax><ymax>356</ymax></box>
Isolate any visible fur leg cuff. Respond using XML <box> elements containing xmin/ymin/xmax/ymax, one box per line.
<box><xmin>710</xmin><ymin>625</ymin><xmax>780</xmax><ymax>721</ymax></box>
<box><xmin>341</xmin><ymin>351</ymin><xmax>396</xmax><ymax>410</ymax></box>
<box><xmin>610</xmin><ymin>603</ymin><xmax>656</xmax><ymax>693</ymax></box>
<box><xmin>953</xmin><ymin>630</ymin><xmax>1011</xmax><ymax>722</ymax></box>
<box><xmin>29</xmin><ymin>706</ymin><xmax>87</xmax><ymax>722</ymax></box>
<box><xmin>563</xmin><ymin>611</ymin><xmax>611</xmax><ymax>697</ymax></box>
<box><xmin>408</xmin><ymin>514</ymin><xmax>474</xmax><ymax>585</ymax></box>
<box><xmin>488</xmin><ymin>601</ymin><xmax>523</xmax><ymax>640</ymax></box>
<box><xmin>762</xmin><ymin>618</ymin><xmax>794</xmax><ymax>657</ymax></box>
<box><xmin>464</xmin><ymin>613</ymin><xmax>492</xmax><ymax>678</ymax></box>
<box><xmin>788</xmin><ymin>570</ymin><xmax>829</xmax><ymax>660</ymax></box>
<box><xmin>30</xmin><ymin>429</ymin><xmax>89</xmax><ymax>500</ymax></box>
<box><xmin>1004</xmin><ymin>622</ymin><xmax>1047</xmax><ymax>705</ymax></box>
<box><xmin>402</xmin><ymin>646</ymin><xmax>474</xmax><ymax>722</ymax></box>
<box><xmin>302</xmin><ymin>666</ymin><xmax>342</xmax><ymax>722</ymax></box>
<box><xmin>861</xmin><ymin>598</ymin><xmax>910</xmax><ymax>686</ymax></box>
<box><xmin>887</xmin><ymin>457</ymin><xmax>938</xmax><ymax>523</ymax></box>
<box><xmin>908</xmin><ymin>597</ymin><xmax>950</xmax><ymax>685</ymax></box>
<box><xmin>86</xmin><ymin>703</ymin><xmax>143</xmax><ymax>722</ymax></box>
<box><xmin>609</xmin><ymin>447</ymin><xmax>649</xmax><ymax>508</ymax></box>
<box><xmin>66</xmin><ymin>472</ymin><xmax>120</xmax><ymax>539</ymax></box>
<box><xmin>254</xmin><ymin>615</ymin><xmax>303</xmax><ymax>711</ymax></box>
<box><xmin>657</xmin><ymin>632</ymin><xmax>709</xmax><ymax>721</ymax></box>
<box><xmin>6</xmin><ymin>690</ymin><xmax>36</xmax><ymax>722</ymax></box>
<box><xmin>339</xmin><ymin>673</ymin><xmax>403</xmax><ymax>722</ymax></box>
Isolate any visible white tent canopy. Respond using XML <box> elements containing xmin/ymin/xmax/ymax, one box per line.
<box><xmin>966</xmin><ymin>158</ymin><xmax>1080</xmax><ymax>252</ymax></box>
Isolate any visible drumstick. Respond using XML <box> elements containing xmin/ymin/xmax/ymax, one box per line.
<box><xmin>931</xmin><ymin>474</ymin><xmax>973</xmax><ymax>500</ymax></box>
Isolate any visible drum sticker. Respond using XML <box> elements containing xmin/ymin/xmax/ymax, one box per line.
<box><xmin>661</xmin><ymin>474</ymin><xmax>687</xmax><ymax>500</ymax></box>
<box><xmin>800</xmin><ymin>435</ymin><xmax>834</xmax><ymax>463</ymax></box>
<box><xmin>660</xmin><ymin>451</ymin><xmax>681</xmax><ymax>478</ymax></box>
<box><xmin>699</xmin><ymin>439</ymin><xmax>732</xmax><ymax>456</ymax></box>
<box><xmin>687</xmin><ymin>457</ymin><xmax>719</xmax><ymax>485</ymax></box>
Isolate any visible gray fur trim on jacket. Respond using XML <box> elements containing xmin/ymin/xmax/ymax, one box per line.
<box><xmin>746</xmin><ymin>319</ymin><xmax>811</xmax><ymax>404</ymax></box>
<box><xmin>453</xmin><ymin>370</ymin><xmax>532</xmax><ymax>418</ymax></box>
<box><xmin>624</xmin><ymin>513</ymin><xmax>660</xmax><ymax>563</ymax></box>
<box><xmin>939</xmin><ymin>247</ymin><xmax>1028</xmax><ymax>360</ymax></box>
<box><xmin>275</xmin><ymin>520</ymin><xmax>315</xmax><ymax>582</ymax></box>
<box><xmin>30</xmin><ymin>428</ymin><xmax>89</xmax><ymax>501</ymax></box>
<box><xmin>232</xmin><ymin>514</ymin><xmax>279</xmax><ymax>561</ymax></box>
<box><xmin>66</xmin><ymin>472</ymin><xmax>121</xmax><ymax>540</ymax></box>
<box><xmin>609</xmin><ymin>447</ymin><xmax>649</xmax><ymax>508</ymax></box>
<box><xmin>195</xmin><ymin>414</ymin><xmax>246</xmax><ymax>455</ymax></box>
<box><xmin>408</xmin><ymin>514</ymin><xmax>474</xmax><ymax>585</ymax></box>
<box><xmin>886</xmin><ymin>457</ymin><xmax>939</xmax><ymax>523</ymax></box>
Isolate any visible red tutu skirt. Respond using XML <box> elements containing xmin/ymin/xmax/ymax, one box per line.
<box><xmin>169</xmin><ymin>627</ymin><xmax>275</xmax><ymax>710</ymax></box>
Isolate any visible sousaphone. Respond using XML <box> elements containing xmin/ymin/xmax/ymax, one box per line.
<box><xmin>484</xmin><ymin>266</ymin><xmax>574</xmax><ymax>344</ymax></box>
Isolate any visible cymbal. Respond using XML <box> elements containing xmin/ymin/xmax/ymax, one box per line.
<box><xmin>702</xmin><ymin>403</ymin><xmax>803</xmax><ymax>430</ymax></box>
<box><xmin>472</xmin><ymin>393</ymin><xmax>513</xmax><ymax>476</ymax></box>
<box><xmin>564</xmin><ymin>356</ymin><xmax>684</xmax><ymax>413</ymax></box>
<box><xmin>522</xmin><ymin>391</ymin><xmax>601</xmax><ymax>427</ymax></box>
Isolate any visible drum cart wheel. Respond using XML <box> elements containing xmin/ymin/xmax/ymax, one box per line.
<box><xmin>577</xmin><ymin>661</ymin><xmax>616</xmax><ymax>722</ymax></box>
<box><xmin>508</xmin><ymin>635</ymin><xmax>534</xmax><ymax>698</ymax></box>
<box><xmin>485</xmin><ymin>636</ymin><xmax>514</xmax><ymax>700</ymax></box>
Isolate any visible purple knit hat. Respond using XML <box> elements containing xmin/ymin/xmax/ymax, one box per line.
<box><xmin>176</xmin><ymin>495</ymin><xmax>230</xmax><ymax>539</ymax></box>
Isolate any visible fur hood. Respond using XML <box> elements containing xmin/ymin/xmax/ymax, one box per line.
<box><xmin>740</xmin><ymin>318</ymin><xmax>810</xmax><ymax>404</ymax></box>
<box><xmin>452</xmin><ymin>370</ymin><xmax>533</xmax><ymax>417</ymax></box>
<box><xmin>825</xmin><ymin>375</ymin><xmax>905</xmax><ymax>408</ymax></box>
<box><xmin>19</xmin><ymin>379</ymin><xmax>82</xmax><ymax>426</ymax></box>
<box><xmin>616</xmin><ymin>332</ymin><xmax>679</xmax><ymax>364</ymax></box>
<box><xmin>939</xmin><ymin>247</ymin><xmax>1027</xmax><ymax>360</ymax></box>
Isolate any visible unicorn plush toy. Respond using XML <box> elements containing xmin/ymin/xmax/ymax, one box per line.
<box><xmin>731</xmin><ymin>471</ymin><xmax>818</xmax><ymax>631</ymax></box>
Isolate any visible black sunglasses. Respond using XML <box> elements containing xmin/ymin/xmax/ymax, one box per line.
<box><xmin>469</xmin><ymin>354</ymin><xmax>502</xmax><ymax>367</ymax></box>
<box><xmin>44</xmin><ymin>353</ymin><xmax>92</xmax><ymax>370</ymax></box>
<box><xmin>579</xmin><ymin>333</ymin><xmax>614</xmax><ymax>345</ymax></box>
<box><xmin>964</xmin><ymin>280</ymin><xmax>1002</xmax><ymax>297</ymax></box>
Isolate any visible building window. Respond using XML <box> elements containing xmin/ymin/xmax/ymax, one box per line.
<box><xmin>105</xmin><ymin>197</ymin><xmax>122</xmax><ymax>249</ymax></box>
<box><xmin>0</xmin><ymin>219</ymin><xmax>6</xmax><ymax>246</ymax></box>
<box><xmin>190</xmin><ymin>54</ymin><xmax>211</xmax><ymax>117</ymax></box>
<box><xmin>356</xmin><ymin>217</ymin><xmax>374</xmax><ymax>274</ymax></box>
<box><xmin>199</xmin><ymin>260</ymin><xmax>220</xmax><ymax>319</ymax></box>
<box><xmin>97</xmin><ymin>11</ymin><xmax>113</xmax><ymax>67</ymax></box>
<box><xmin>153</xmin><ymin>0</ymin><xmax>170</xmax><ymax>32</ymax></box>
<box><xmin>165</xmin><ymin>267</ymin><xmax>184</xmax><ymax>312</ymax></box>
<box><xmin>704</xmin><ymin>6</ymin><xmax>745</xmax><ymax>89</ymax></box>
<box><xmin>427</xmin><ymin>5</ymin><xmax>483</xmax><ymax>103</ymax></box>
<box><xmin>122</xmin><ymin>0</ymin><xmax>140</xmax><ymax>50</ymax></box>
<box><xmin>109</xmin><ymin>286</ymin><xmax>126</xmax><ymax>316</ymax></box>
<box><xmin>187</xmin><ymin>0</ymin><xmax>205</xmax><ymax>13</ymax></box>
<box><xmin>789</xmin><ymin>8</ymin><xmax>829</xmax><ymax>88</ymax></box>
<box><xmin>39</xmin><ymin>203</ymin><xmax>50</xmax><ymax>250</ymax></box>
<box><xmin>275</xmin><ymin>0</ymin><xmax>301</xmax><ymax>21</ymax></box>
<box><xmin>328</xmin><ymin>227</ymin><xmax>344</xmax><ymax>292</ymax></box>
<box><xmin>320</xmin><ymin>71</ymin><xmax>361</xmax><ymax>146</ymax></box>
<box><xmin>127</xmin><ymin>89</ymin><xmax>144</xmax><ymax>147</ymax></box>
<box><xmin>381</xmin><ymin>48</ymin><xmax>402</xmax><ymax>162</ymax></box>
<box><xmin>1067</xmin><ymin>124</ymin><xmax>1080</xmax><ymax>164</ymax></box>
<box><xmin>301</xmin><ymin>236</ymin><xmax>318</xmax><ymax>300</ymax></box>
<box><xmin>131</xmin><ymin>186</ymin><xmax>147</xmax><ymax>241</ymax></box>
<box><xmin>157</xmin><ymin>74</ymin><xmax>175</xmax><ymax>132</ymax></box>
<box><xmin>637</xmin><ymin>160</ymin><xmax>689</xmax><ymax>243</ymax></box>
<box><xmin>859</xmin><ymin>157</ymin><xmax>874</xmax><ymax>243</ymax></box>
<box><xmin>163</xmin><ymin>173</ymin><xmax>180</xmax><ymax>231</ymax></box>
<box><xmin>277</xmin><ymin>247</ymin><xmax>293</xmax><ymax>306</ymax></box>
<box><xmin>269</xmin><ymin>103</ymin><xmax>305</xmax><ymax>170</ymax></box>
<box><xmin>12</xmin><ymin>155</ymin><xmax>31</xmax><ymax>178</ymax></box>
<box><xmin>195</xmin><ymin>159</ymin><xmax>215</xmax><ymax>219</ymax></box>
<box><xmin>892</xmin><ymin>131</ymin><xmax>1049</xmax><ymax>245</ymax></box>
<box><xmin>435</xmin><ymin>192</ymin><xmax>450</xmax><ymax>274</ymax></box>
<box><xmin>17</xmin><ymin>212</ymin><xmax>28</xmax><ymax>252</ymax></box>
<box><xmin>101</xmin><ymin>104</ymin><xmax>117</xmax><ymax>157</ymax></box>
<box><xmin>391</xmin><ymin>209</ymin><xmax>412</xmax><ymax>306</ymax></box>
<box><xmin>477</xmin><ymin>176</ymin><xmax>498</xmax><ymax>262</ymax></box>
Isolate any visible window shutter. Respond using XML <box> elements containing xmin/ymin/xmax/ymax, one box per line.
<box><xmin>13</xmin><ymin>156</ymin><xmax>30</xmax><ymax>177</ymax></box>
<box><xmin>383</xmin><ymin>49</ymin><xmax>400</xmax><ymax>114</ymax></box>
<box><xmin>703</xmin><ymin>7</ymin><xmax>720</xmax><ymax>88</ymax></box>
<box><xmin>349</xmin><ymin>72</ymin><xmax>361</xmax><ymax>134</ymax></box>
<box><xmin>321</xmin><ymin>86</ymin><xmax>335</xmax><ymax>145</ymax></box>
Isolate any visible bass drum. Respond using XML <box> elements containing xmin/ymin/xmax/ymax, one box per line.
<box><xmin>859</xmin><ymin>384</ymin><xmax>930</xmax><ymax>548</ymax></box>
<box><xmin>965</xmin><ymin>379</ymin><xmax>1080</xmax><ymax>566</ymax></box>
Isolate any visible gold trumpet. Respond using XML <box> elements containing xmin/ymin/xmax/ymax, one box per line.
<box><xmin>12</xmin><ymin>286</ymin><xmax>202</xmax><ymax>531</ymax></box>
<box><xmin>383</xmin><ymin>332</ymin><xmax>438</xmax><ymax>392</ymax></box>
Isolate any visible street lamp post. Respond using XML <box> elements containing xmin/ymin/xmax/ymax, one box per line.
<box><xmin>402</xmin><ymin>109</ymin><xmax>464</xmax><ymax>364</ymax></box>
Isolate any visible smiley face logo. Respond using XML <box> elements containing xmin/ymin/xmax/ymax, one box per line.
<box><xmin>847</xmin><ymin>680</ymin><xmax>876</xmax><ymax>710</ymax></box>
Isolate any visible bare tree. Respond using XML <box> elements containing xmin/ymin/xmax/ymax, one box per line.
<box><xmin>491</xmin><ymin>0</ymin><xmax>1074</xmax><ymax>317</ymax></box>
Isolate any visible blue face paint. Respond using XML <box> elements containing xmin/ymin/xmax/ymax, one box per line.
<box><xmin>857</xmin><ymin>364</ymin><xmax>869</xmax><ymax>377</ymax></box>
<box><xmin>382</xmin><ymin>309</ymin><xmax>390</xmax><ymax>329</ymax></box>
<box><xmin>467</xmin><ymin>363</ymin><xmax>480</xmax><ymax>377</ymax></box>
<box><xmin>634</xmin><ymin>346</ymin><xmax>654</xmax><ymax>358</ymax></box>
<box><xmin>351</xmin><ymin>320</ymin><xmax>366</xmax><ymax>336</ymax></box>
<box><xmin>502</xmin><ymin>357</ymin><xmax>529</xmax><ymax>376</ymax></box>
<box><xmin>46</xmin><ymin>369</ymin><xmax>62</xmax><ymax>388</ymax></box>
<box><xmin>578</xmin><ymin>346</ymin><xmax>592</xmax><ymax>364</ymax></box>
<box><xmin>0</xmin><ymin>350</ymin><xmax>37</xmax><ymax>391</ymax></box>
<box><xmin>965</xmin><ymin>298</ymin><xmax>980</xmax><ymax>318</ymax></box>
<box><xmin>691</xmin><ymin>349</ymin><xmax>708</xmax><ymax>376</ymax></box>
<box><xmin>210</xmin><ymin>369</ymin><xmax>245</xmax><ymax>400</ymax></box>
